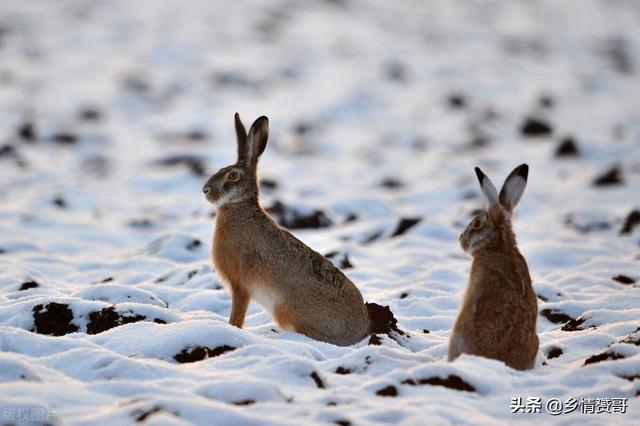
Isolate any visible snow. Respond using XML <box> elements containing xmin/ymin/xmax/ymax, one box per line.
<box><xmin>1</xmin><ymin>0</ymin><xmax>639</xmax><ymax>424</ymax></box>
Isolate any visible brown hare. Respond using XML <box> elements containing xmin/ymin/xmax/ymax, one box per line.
<box><xmin>202</xmin><ymin>113</ymin><xmax>370</xmax><ymax>346</ymax></box>
<box><xmin>448</xmin><ymin>164</ymin><xmax>538</xmax><ymax>370</ymax></box>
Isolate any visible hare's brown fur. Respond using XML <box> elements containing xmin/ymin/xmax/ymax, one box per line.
<box><xmin>449</xmin><ymin>165</ymin><xmax>538</xmax><ymax>370</ymax></box>
<box><xmin>206</xmin><ymin>114</ymin><xmax>369</xmax><ymax>346</ymax></box>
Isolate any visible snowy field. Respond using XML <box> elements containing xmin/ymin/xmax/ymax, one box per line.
<box><xmin>1</xmin><ymin>0</ymin><xmax>639</xmax><ymax>424</ymax></box>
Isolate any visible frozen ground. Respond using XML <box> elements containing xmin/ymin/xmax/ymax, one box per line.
<box><xmin>0</xmin><ymin>0</ymin><xmax>639</xmax><ymax>424</ymax></box>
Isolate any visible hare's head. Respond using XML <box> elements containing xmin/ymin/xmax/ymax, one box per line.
<box><xmin>203</xmin><ymin>113</ymin><xmax>269</xmax><ymax>208</ymax></box>
<box><xmin>459</xmin><ymin>164</ymin><xmax>528</xmax><ymax>254</ymax></box>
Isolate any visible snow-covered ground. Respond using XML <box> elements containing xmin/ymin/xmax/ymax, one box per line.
<box><xmin>1</xmin><ymin>0</ymin><xmax>639</xmax><ymax>424</ymax></box>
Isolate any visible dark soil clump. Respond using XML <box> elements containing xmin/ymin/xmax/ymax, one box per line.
<box><xmin>555</xmin><ymin>137</ymin><xmax>579</xmax><ymax>157</ymax></box>
<box><xmin>540</xmin><ymin>308</ymin><xmax>574</xmax><ymax>324</ymax></box>
<box><xmin>310</xmin><ymin>371</ymin><xmax>324</xmax><ymax>389</ymax></box>
<box><xmin>403</xmin><ymin>375</ymin><xmax>475</xmax><ymax>392</ymax></box>
<box><xmin>612</xmin><ymin>275</ymin><xmax>635</xmax><ymax>285</ymax></box>
<box><xmin>20</xmin><ymin>281</ymin><xmax>39</xmax><ymax>291</ymax></box>
<box><xmin>266</xmin><ymin>201</ymin><xmax>332</xmax><ymax>230</ymax></box>
<box><xmin>32</xmin><ymin>303</ymin><xmax>79</xmax><ymax>336</ymax></box>
<box><xmin>324</xmin><ymin>251</ymin><xmax>353</xmax><ymax>269</ymax></box>
<box><xmin>376</xmin><ymin>385</ymin><xmax>398</xmax><ymax>397</ymax></box>
<box><xmin>583</xmin><ymin>351</ymin><xmax>625</xmax><ymax>366</ymax></box>
<box><xmin>156</xmin><ymin>154</ymin><xmax>206</xmax><ymax>176</ymax></box>
<box><xmin>562</xmin><ymin>316</ymin><xmax>588</xmax><ymax>332</ymax></box>
<box><xmin>173</xmin><ymin>345</ymin><xmax>236</xmax><ymax>363</ymax></box>
<box><xmin>391</xmin><ymin>217</ymin><xmax>422</xmax><ymax>237</ymax></box>
<box><xmin>620</xmin><ymin>210</ymin><xmax>640</xmax><ymax>235</ymax></box>
<box><xmin>366</xmin><ymin>303</ymin><xmax>404</xmax><ymax>336</ymax></box>
<box><xmin>520</xmin><ymin>117</ymin><xmax>553</xmax><ymax>137</ymax></box>
<box><xmin>546</xmin><ymin>347</ymin><xmax>563</xmax><ymax>359</ymax></box>
<box><xmin>593</xmin><ymin>166</ymin><xmax>623</xmax><ymax>186</ymax></box>
<box><xmin>86</xmin><ymin>307</ymin><xmax>146</xmax><ymax>335</ymax></box>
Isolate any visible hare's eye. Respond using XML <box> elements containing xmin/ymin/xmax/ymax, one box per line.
<box><xmin>472</xmin><ymin>219</ymin><xmax>482</xmax><ymax>229</ymax></box>
<box><xmin>227</xmin><ymin>171</ymin><xmax>239</xmax><ymax>181</ymax></box>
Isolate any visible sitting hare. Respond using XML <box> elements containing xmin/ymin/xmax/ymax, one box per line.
<box><xmin>448</xmin><ymin>164</ymin><xmax>538</xmax><ymax>370</ymax></box>
<box><xmin>202</xmin><ymin>113</ymin><xmax>370</xmax><ymax>346</ymax></box>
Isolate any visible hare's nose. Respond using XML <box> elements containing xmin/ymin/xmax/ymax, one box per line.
<box><xmin>203</xmin><ymin>187</ymin><xmax>211</xmax><ymax>194</ymax></box>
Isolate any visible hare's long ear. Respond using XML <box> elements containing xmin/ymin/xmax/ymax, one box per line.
<box><xmin>475</xmin><ymin>167</ymin><xmax>499</xmax><ymax>208</ymax></box>
<box><xmin>246</xmin><ymin>116</ymin><xmax>269</xmax><ymax>169</ymax></box>
<box><xmin>499</xmin><ymin>164</ymin><xmax>528</xmax><ymax>212</ymax></box>
<box><xmin>235</xmin><ymin>113</ymin><xmax>248</xmax><ymax>164</ymax></box>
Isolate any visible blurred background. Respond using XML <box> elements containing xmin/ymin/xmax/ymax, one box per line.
<box><xmin>0</xmin><ymin>0</ymin><xmax>638</xmax><ymax>251</ymax></box>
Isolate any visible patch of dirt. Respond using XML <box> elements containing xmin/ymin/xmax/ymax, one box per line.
<box><xmin>564</xmin><ymin>214</ymin><xmax>612</xmax><ymax>233</ymax></box>
<box><xmin>539</xmin><ymin>94</ymin><xmax>554</xmax><ymax>108</ymax></box>
<box><xmin>619</xmin><ymin>374</ymin><xmax>640</xmax><ymax>382</ymax></box>
<box><xmin>520</xmin><ymin>117</ymin><xmax>553</xmax><ymax>137</ymax></box>
<box><xmin>173</xmin><ymin>345</ymin><xmax>236</xmax><ymax>363</ymax></box>
<box><xmin>155</xmin><ymin>154</ymin><xmax>206</xmax><ymax>176</ymax></box>
<box><xmin>561</xmin><ymin>316</ymin><xmax>588</xmax><ymax>332</ymax></box>
<box><xmin>554</xmin><ymin>137</ymin><xmax>579</xmax><ymax>157</ymax></box>
<box><xmin>132</xmin><ymin>406</ymin><xmax>179</xmax><ymax>422</ymax></box>
<box><xmin>310</xmin><ymin>371</ymin><xmax>324</xmax><ymax>389</ymax></box>
<box><xmin>362</xmin><ymin>230</ymin><xmax>384</xmax><ymax>244</ymax></box>
<box><xmin>78</xmin><ymin>106</ymin><xmax>102</xmax><ymax>121</ymax></box>
<box><xmin>32</xmin><ymin>303</ymin><xmax>79</xmax><ymax>336</ymax></box>
<box><xmin>546</xmin><ymin>346</ymin><xmax>563</xmax><ymax>359</ymax></box>
<box><xmin>19</xmin><ymin>280</ymin><xmax>39</xmax><ymax>290</ymax></box>
<box><xmin>52</xmin><ymin>196</ymin><xmax>67</xmax><ymax>209</ymax></box>
<box><xmin>266</xmin><ymin>200</ymin><xmax>333</xmax><ymax>230</ymax></box>
<box><xmin>344</xmin><ymin>213</ymin><xmax>358</xmax><ymax>223</ymax></box>
<box><xmin>540</xmin><ymin>308</ymin><xmax>574</xmax><ymax>324</ymax></box>
<box><xmin>17</xmin><ymin>121</ymin><xmax>36</xmax><ymax>141</ymax></box>
<box><xmin>593</xmin><ymin>166</ymin><xmax>623</xmax><ymax>186</ymax></box>
<box><xmin>446</xmin><ymin>93</ymin><xmax>467</xmax><ymax>109</ymax></box>
<box><xmin>0</xmin><ymin>143</ymin><xmax>16</xmax><ymax>158</ymax></box>
<box><xmin>620</xmin><ymin>328</ymin><xmax>640</xmax><ymax>346</ymax></box>
<box><xmin>260</xmin><ymin>178</ymin><xmax>278</xmax><ymax>191</ymax></box>
<box><xmin>233</xmin><ymin>400</ymin><xmax>255</xmax><ymax>406</ymax></box>
<box><xmin>376</xmin><ymin>385</ymin><xmax>398</xmax><ymax>397</ymax></box>
<box><xmin>600</xmin><ymin>36</ymin><xmax>634</xmax><ymax>74</ymax></box>
<box><xmin>380</xmin><ymin>177</ymin><xmax>404</xmax><ymax>190</ymax></box>
<box><xmin>52</xmin><ymin>132</ymin><xmax>78</xmax><ymax>145</ymax></box>
<box><xmin>612</xmin><ymin>275</ymin><xmax>635</xmax><ymax>285</ymax></box>
<box><xmin>583</xmin><ymin>351</ymin><xmax>625</xmax><ymax>366</ymax></box>
<box><xmin>292</xmin><ymin>120</ymin><xmax>313</xmax><ymax>135</ymax></box>
<box><xmin>384</xmin><ymin>61</ymin><xmax>408</xmax><ymax>83</ymax></box>
<box><xmin>391</xmin><ymin>217</ymin><xmax>422</xmax><ymax>237</ymax></box>
<box><xmin>620</xmin><ymin>210</ymin><xmax>640</xmax><ymax>235</ymax></box>
<box><xmin>86</xmin><ymin>307</ymin><xmax>147</xmax><ymax>335</ymax></box>
<box><xmin>366</xmin><ymin>303</ymin><xmax>404</xmax><ymax>337</ymax></box>
<box><xmin>368</xmin><ymin>334</ymin><xmax>381</xmax><ymax>345</ymax></box>
<box><xmin>334</xmin><ymin>367</ymin><xmax>350</xmax><ymax>375</ymax></box>
<box><xmin>403</xmin><ymin>375</ymin><xmax>476</xmax><ymax>392</ymax></box>
<box><xmin>324</xmin><ymin>251</ymin><xmax>353</xmax><ymax>269</ymax></box>
<box><xmin>128</xmin><ymin>218</ymin><xmax>154</xmax><ymax>229</ymax></box>
<box><xmin>186</xmin><ymin>238</ymin><xmax>201</xmax><ymax>250</ymax></box>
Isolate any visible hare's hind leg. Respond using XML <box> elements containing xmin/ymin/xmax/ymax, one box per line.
<box><xmin>229</xmin><ymin>284</ymin><xmax>250</xmax><ymax>328</ymax></box>
<box><xmin>274</xmin><ymin>304</ymin><xmax>298</xmax><ymax>332</ymax></box>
